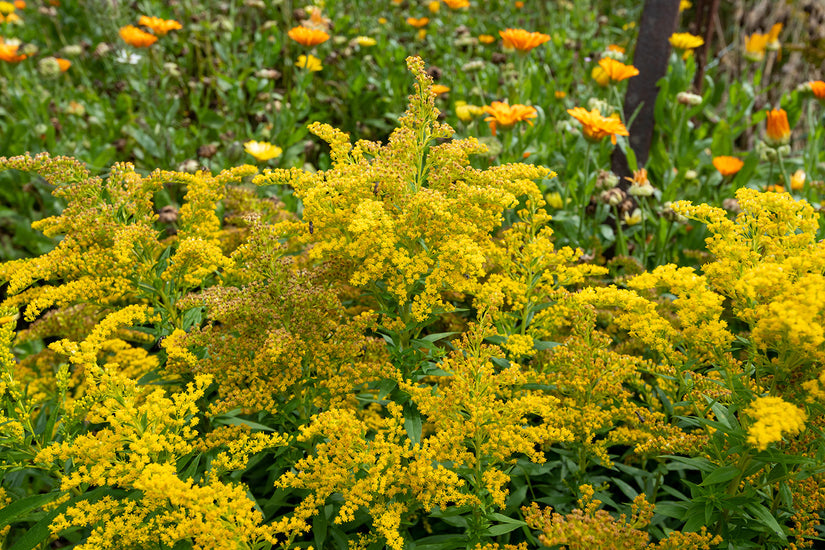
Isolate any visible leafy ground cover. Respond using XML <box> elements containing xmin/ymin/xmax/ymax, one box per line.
<box><xmin>2</xmin><ymin>1</ymin><xmax>825</xmax><ymax>549</ymax></box>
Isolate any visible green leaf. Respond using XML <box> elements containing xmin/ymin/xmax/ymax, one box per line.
<box><xmin>487</xmin><ymin>521</ymin><xmax>526</xmax><ymax>536</ymax></box>
<box><xmin>701</xmin><ymin>465</ymin><xmax>741</xmax><ymax>486</ymax></box>
<box><xmin>0</xmin><ymin>493</ymin><xmax>62</xmax><ymax>529</ymax></box>
<box><xmin>745</xmin><ymin>502</ymin><xmax>787</xmax><ymax>540</ymax></box>
<box><xmin>419</xmin><ymin>331</ymin><xmax>460</xmax><ymax>343</ymax></box>
<box><xmin>213</xmin><ymin>411</ymin><xmax>274</xmax><ymax>432</ymax></box>
<box><xmin>403</xmin><ymin>401</ymin><xmax>422</xmax><ymax>445</ymax></box>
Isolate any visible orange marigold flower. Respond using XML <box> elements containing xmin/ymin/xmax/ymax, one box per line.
<box><xmin>712</xmin><ymin>156</ymin><xmax>744</xmax><ymax>176</ymax></box>
<box><xmin>431</xmin><ymin>84</ymin><xmax>450</xmax><ymax>96</ymax></box>
<box><xmin>0</xmin><ymin>41</ymin><xmax>26</xmax><ymax>62</ymax></box>
<box><xmin>499</xmin><ymin>28</ymin><xmax>551</xmax><ymax>52</ymax></box>
<box><xmin>138</xmin><ymin>15</ymin><xmax>182</xmax><ymax>36</ymax></box>
<box><xmin>287</xmin><ymin>26</ymin><xmax>330</xmax><ymax>47</ymax></box>
<box><xmin>483</xmin><ymin>101</ymin><xmax>537</xmax><ymax>135</ymax></box>
<box><xmin>119</xmin><ymin>25</ymin><xmax>158</xmax><ymax>48</ymax></box>
<box><xmin>567</xmin><ymin>107</ymin><xmax>629</xmax><ymax>144</ymax></box>
<box><xmin>443</xmin><ymin>0</ymin><xmax>469</xmax><ymax>7</ymax></box>
<box><xmin>55</xmin><ymin>57</ymin><xmax>70</xmax><ymax>71</ymax></box>
<box><xmin>808</xmin><ymin>80</ymin><xmax>825</xmax><ymax>101</ymax></box>
<box><xmin>597</xmin><ymin>57</ymin><xmax>639</xmax><ymax>82</ymax></box>
<box><xmin>478</xmin><ymin>34</ymin><xmax>495</xmax><ymax>44</ymax></box>
<box><xmin>607</xmin><ymin>44</ymin><xmax>625</xmax><ymax>54</ymax></box>
<box><xmin>765</xmin><ymin>108</ymin><xmax>790</xmax><ymax>146</ymax></box>
<box><xmin>13</xmin><ymin>0</ymin><xmax>23</xmax><ymax>8</ymax></box>
<box><xmin>406</xmin><ymin>17</ymin><xmax>430</xmax><ymax>28</ymax></box>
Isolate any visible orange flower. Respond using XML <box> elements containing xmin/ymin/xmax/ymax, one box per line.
<box><xmin>55</xmin><ymin>57</ymin><xmax>71</xmax><ymax>71</ymax></box>
<box><xmin>712</xmin><ymin>156</ymin><xmax>744</xmax><ymax>177</ymax></box>
<box><xmin>765</xmin><ymin>108</ymin><xmax>790</xmax><ymax>146</ymax></box>
<box><xmin>431</xmin><ymin>84</ymin><xmax>450</xmax><ymax>96</ymax></box>
<box><xmin>478</xmin><ymin>34</ymin><xmax>495</xmax><ymax>44</ymax></box>
<box><xmin>499</xmin><ymin>28</ymin><xmax>551</xmax><ymax>53</ymax></box>
<box><xmin>597</xmin><ymin>57</ymin><xmax>639</xmax><ymax>83</ymax></box>
<box><xmin>567</xmin><ymin>107</ymin><xmax>629</xmax><ymax>144</ymax></box>
<box><xmin>406</xmin><ymin>17</ymin><xmax>429</xmax><ymax>28</ymax></box>
<box><xmin>119</xmin><ymin>25</ymin><xmax>158</xmax><ymax>48</ymax></box>
<box><xmin>607</xmin><ymin>44</ymin><xmax>625</xmax><ymax>54</ymax></box>
<box><xmin>809</xmin><ymin>81</ymin><xmax>825</xmax><ymax>101</ymax></box>
<box><xmin>138</xmin><ymin>15</ymin><xmax>182</xmax><ymax>36</ymax></box>
<box><xmin>483</xmin><ymin>101</ymin><xmax>537</xmax><ymax>135</ymax></box>
<box><xmin>287</xmin><ymin>26</ymin><xmax>330</xmax><ymax>47</ymax></box>
<box><xmin>443</xmin><ymin>0</ymin><xmax>469</xmax><ymax>7</ymax></box>
<box><xmin>0</xmin><ymin>40</ymin><xmax>26</xmax><ymax>63</ymax></box>
<box><xmin>13</xmin><ymin>0</ymin><xmax>23</xmax><ymax>8</ymax></box>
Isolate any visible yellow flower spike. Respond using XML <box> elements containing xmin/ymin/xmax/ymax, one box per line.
<box><xmin>744</xmin><ymin>396</ymin><xmax>806</xmax><ymax>450</ymax></box>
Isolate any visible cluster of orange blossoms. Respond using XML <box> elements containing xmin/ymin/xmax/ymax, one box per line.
<box><xmin>119</xmin><ymin>16</ymin><xmax>181</xmax><ymax>48</ymax></box>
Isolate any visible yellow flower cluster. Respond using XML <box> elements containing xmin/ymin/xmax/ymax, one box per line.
<box><xmin>523</xmin><ymin>486</ymin><xmax>721</xmax><ymax>549</ymax></box>
<box><xmin>254</xmin><ymin>57</ymin><xmax>552</xmax><ymax>322</ymax></box>
<box><xmin>673</xmin><ymin>188</ymin><xmax>825</xmax><ymax>384</ymax></box>
<box><xmin>744</xmin><ymin>396</ymin><xmax>806</xmax><ymax>450</ymax></box>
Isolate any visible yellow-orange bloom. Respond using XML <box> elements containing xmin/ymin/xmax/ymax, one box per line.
<box><xmin>765</xmin><ymin>108</ymin><xmax>790</xmax><ymax>146</ymax></box>
<box><xmin>443</xmin><ymin>0</ymin><xmax>469</xmax><ymax>7</ymax></box>
<box><xmin>0</xmin><ymin>40</ymin><xmax>25</xmax><ymax>62</ymax></box>
<box><xmin>244</xmin><ymin>140</ymin><xmax>282</xmax><ymax>162</ymax></box>
<box><xmin>287</xmin><ymin>26</ymin><xmax>330</xmax><ymax>47</ymax></box>
<box><xmin>13</xmin><ymin>0</ymin><xmax>23</xmax><ymax>8</ymax></box>
<box><xmin>499</xmin><ymin>28</ymin><xmax>551</xmax><ymax>52</ymax></box>
<box><xmin>119</xmin><ymin>25</ymin><xmax>158</xmax><ymax>48</ymax></box>
<box><xmin>431</xmin><ymin>84</ymin><xmax>450</xmax><ymax>96</ymax></box>
<box><xmin>810</xmin><ymin>81</ymin><xmax>825</xmax><ymax>101</ymax></box>
<box><xmin>767</xmin><ymin>22</ymin><xmax>782</xmax><ymax>50</ymax></box>
<box><xmin>406</xmin><ymin>17</ymin><xmax>429</xmax><ymax>28</ymax></box>
<box><xmin>567</xmin><ymin>107</ymin><xmax>629</xmax><ymax>144</ymax></box>
<box><xmin>483</xmin><ymin>101</ymin><xmax>537</xmax><ymax>135</ymax></box>
<box><xmin>597</xmin><ymin>57</ymin><xmax>639</xmax><ymax>83</ymax></box>
<box><xmin>744</xmin><ymin>33</ymin><xmax>769</xmax><ymax>62</ymax></box>
<box><xmin>138</xmin><ymin>15</ymin><xmax>182</xmax><ymax>36</ymax></box>
<box><xmin>591</xmin><ymin>66</ymin><xmax>610</xmax><ymax>87</ymax></box>
<box><xmin>712</xmin><ymin>156</ymin><xmax>744</xmax><ymax>176</ymax></box>
<box><xmin>55</xmin><ymin>57</ymin><xmax>71</xmax><ymax>71</ymax></box>
<box><xmin>791</xmin><ymin>169</ymin><xmax>806</xmax><ymax>191</ymax></box>
<box><xmin>669</xmin><ymin>32</ymin><xmax>703</xmax><ymax>51</ymax></box>
<box><xmin>478</xmin><ymin>34</ymin><xmax>495</xmax><ymax>44</ymax></box>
